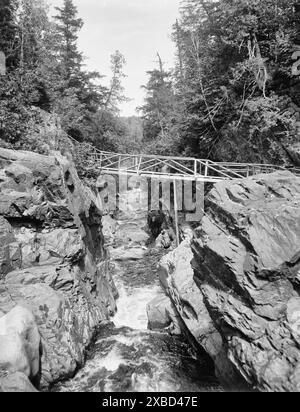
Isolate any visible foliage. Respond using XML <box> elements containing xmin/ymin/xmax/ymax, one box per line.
<box><xmin>138</xmin><ymin>54</ymin><xmax>180</xmax><ymax>154</ymax></box>
<box><xmin>0</xmin><ymin>0</ymin><xmax>128</xmax><ymax>154</ymax></box>
<box><xmin>114</xmin><ymin>116</ymin><xmax>143</xmax><ymax>153</ymax></box>
<box><xmin>1</xmin><ymin>0</ymin><xmax>300</xmax><ymax>168</ymax></box>
<box><xmin>104</xmin><ymin>50</ymin><xmax>128</xmax><ymax>114</ymax></box>
<box><xmin>0</xmin><ymin>0</ymin><xmax>19</xmax><ymax>69</ymax></box>
<box><xmin>0</xmin><ymin>68</ymin><xmax>44</xmax><ymax>146</ymax></box>
<box><xmin>54</xmin><ymin>0</ymin><xmax>83</xmax><ymax>81</ymax></box>
<box><xmin>168</xmin><ymin>0</ymin><xmax>300</xmax><ymax>164</ymax></box>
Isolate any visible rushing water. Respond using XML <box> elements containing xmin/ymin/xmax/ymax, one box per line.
<box><xmin>54</xmin><ymin>245</ymin><xmax>221</xmax><ymax>393</ymax></box>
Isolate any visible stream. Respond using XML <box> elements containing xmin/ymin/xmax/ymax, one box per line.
<box><xmin>54</xmin><ymin>212</ymin><xmax>222</xmax><ymax>393</ymax></box>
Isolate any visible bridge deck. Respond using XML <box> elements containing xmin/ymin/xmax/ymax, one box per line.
<box><xmin>79</xmin><ymin>147</ymin><xmax>300</xmax><ymax>182</ymax></box>
<box><xmin>64</xmin><ymin>134</ymin><xmax>300</xmax><ymax>182</ymax></box>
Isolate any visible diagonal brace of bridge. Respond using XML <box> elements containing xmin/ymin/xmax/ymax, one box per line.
<box><xmin>77</xmin><ymin>147</ymin><xmax>300</xmax><ymax>183</ymax></box>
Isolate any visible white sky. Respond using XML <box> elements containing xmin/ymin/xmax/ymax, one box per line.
<box><xmin>49</xmin><ymin>0</ymin><xmax>180</xmax><ymax>116</ymax></box>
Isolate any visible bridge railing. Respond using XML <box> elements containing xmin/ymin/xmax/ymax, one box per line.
<box><xmin>63</xmin><ymin>137</ymin><xmax>300</xmax><ymax>180</ymax></box>
<box><xmin>87</xmin><ymin>150</ymin><xmax>300</xmax><ymax>180</ymax></box>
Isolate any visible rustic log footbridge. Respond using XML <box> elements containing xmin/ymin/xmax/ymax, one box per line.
<box><xmin>73</xmin><ymin>142</ymin><xmax>300</xmax><ymax>183</ymax></box>
<box><xmin>68</xmin><ymin>140</ymin><xmax>300</xmax><ymax>244</ymax></box>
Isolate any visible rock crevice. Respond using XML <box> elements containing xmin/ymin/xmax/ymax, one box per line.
<box><xmin>0</xmin><ymin>148</ymin><xmax>117</xmax><ymax>390</ymax></box>
<box><xmin>151</xmin><ymin>171</ymin><xmax>300</xmax><ymax>392</ymax></box>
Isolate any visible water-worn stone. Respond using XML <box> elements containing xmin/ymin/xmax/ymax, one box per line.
<box><xmin>118</xmin><ymin>187</ymin><xmax>148</xmax><ymax>227</ymax></box>
<box><xmin>158</xmin><ymin>241</ymin><xmax>241</xmax><ymax>388</ymax></box>
<box><xmin>110</xmin><ymin>246</ymin><xmax>146</xmax><ymax>261</ymax></box>
<box><xmin>0</xmin><ymin>333</ymin><xmax>32</xmax><ymax>376</ymax></box>
<box><xmin>155</xmin><ymin>228</ymin><xmax>176</xmax><ymax>249</ymax></box>
<box><xmin>0</xmin><ymin>148</ymin><xmax>117</xmax><ymax>389</ymax></box>
<box><xmin>115</xmin><ymin>223</ymin><xmax>149</xmax><ymax>247</ymax></box>
<box><xmin>0</xmin><ymin>306</ymin><xmax>40</xmax><ymax>379</ymax></box>
<box><xmin>158</xmin><ymin>171</ymin><xmax>300</xmax><ymax>392</ymax></box>
<box><xmin>0</xmin><ymin>372</ymin><xmax>38</xmax><ymax>392</ymax></box>
<box><xmin>102</xmin><ymin>215</ymin><xmax>117</xmax><ymax>244</ymax></box>
<box><xmin>147</xmin><ymin>293</ymin><xmax>181</xmax><ymax>334</ymax></box>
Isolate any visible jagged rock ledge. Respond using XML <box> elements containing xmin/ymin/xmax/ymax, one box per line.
<box><xmin>0</xmin><ymin>148</ymin><xmax>117</xmax><ymax>391</ymax></box>
<box><xmin>148</xmin><ymin>171</ymin><xmax>300</xmax><ymax>392</ymax></box>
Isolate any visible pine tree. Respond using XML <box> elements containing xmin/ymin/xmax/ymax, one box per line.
<box><xmin>18</xmin><ymin>0</ymin><xmax>50</xmax><ymax>70</ymax></box>
<box><xmin>54</xmin><ymin>0</ymin><xmax>83</xmax><ymax>83</ymax></box>
<box><xmin>0</xmin><ymin>0</ymin><xmax>19</xmax><ymax>70</ymax></box>
<box><xmin>104</xmin><ymin>50</ymin><xmax>127</xmax><ymax>114</ymax></box>
<box><xmin>53</xmin><ymin>0</ymin><xmax>102</xmax><ymax>140</ymax></box>
<box><xmin>171</xmin><ymin>0</ymin><xmax>299</xmax><ymax>162</ymax></box>
<box><xmin>139</xmin><ymin>54</ymin><xmax>176</xmax><ymax>143</ymax></box>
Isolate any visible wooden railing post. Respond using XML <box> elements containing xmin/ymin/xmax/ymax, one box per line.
<box><xmin>137</xmin><ymin>156</ymin><xmax>142</xmax><ymax>175</ymax></box>
<box><xmin>247</xmin><ymin>166</ymin><xmax>250</xmax><ymax>178</ymax></box>
<box><xmin>173</xmin><ymin>179</ymin><xmax>180</xmax><ymax>247</ymax></box>
<box><xmin>205</xmin><ymin>161</ymin><xmax>209</xmax><ymax>177</ymax></box>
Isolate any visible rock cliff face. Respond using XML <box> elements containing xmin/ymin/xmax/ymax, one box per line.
<box><xmin>154</xmin><ymin>171</ymin><xmax>300</xmax><ymax>392</ymax></box>
<box><xmin>0</xmin><ymin>148</ymin><xmax>117</xmax><ymax>390</ymax></box>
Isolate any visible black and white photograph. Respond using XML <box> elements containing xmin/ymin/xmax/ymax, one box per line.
<box><xmin>0</xmin><ymin>0</ymin><xmax>300</xmax><ymax>397</ymax></box>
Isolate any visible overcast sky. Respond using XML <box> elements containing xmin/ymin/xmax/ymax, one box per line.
<box><xmin>49</xmin><ymin>0</ymin><xmax>180</xmax><ymax>116</ymax></box>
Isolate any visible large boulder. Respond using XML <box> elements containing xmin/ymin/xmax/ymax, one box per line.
<box><xmin>157</xmin><ymin>241</ymin><xmax>242</xmax><ymax>388</ymax></box>
<box><xmin>147</xmin><ymin>293</ymin><xmax>181</xmax><ymax>334</ymax></box>
<box><xmin>110</xmin><ymin>246</ymin><xmax>146</xmax><ymax>262</ymax></box>
<box><xmin>114</xmin><ymin>222</ymin><xmax>149</xmax><ymax>247</ymax></box>
<box><xmin>158</xmin><ymin>171</ymin><xmax>300</xmax><ymax>392</ymax></box>
<box><xmin>0</xmin><ymin>372</ymin><xmax>38</xmax><ymax>393</ymax></box>
<box><xmin>0</xmin><ymin>148</ymin><xmax>117</xmax><ymax>389</ymax></box>
<box><xmin>102</xmin><ymin>215</ymin><xmax>117</xmax><ymax>245</ymax></box>
<box><xmin>0</xmin><ymin>306</ymin><xmax>40</xmax><ymax>380</ymax></box>
<box><xmin>0</xmin><ymin>333</ymin><xmax>32</xmax><ymax>377</ymax></box>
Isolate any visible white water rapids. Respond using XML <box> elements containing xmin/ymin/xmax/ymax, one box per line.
<box><xmin>54</xmin><ymin>205</ymin><xmax>221</xmax><ymax>393</ymax></box>
<box><xmin>54</xmin><ymin>247</ymin><xmax>221</xmax><ymax>393</ymax></box>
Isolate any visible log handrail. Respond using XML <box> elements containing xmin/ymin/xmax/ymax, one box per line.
<box><xmin>64</xmin><ymin>135</ymin><xmax>300</xmax><ymax>181</ymax></box>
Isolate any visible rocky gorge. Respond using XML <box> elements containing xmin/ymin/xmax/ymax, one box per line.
<box><xmin>148</xmin><ymin>171</ymin><xmax>300</xmax><ymax>392</ymax></box>
<box><xmin>52</xmin><ymin>182</ymin><xmax>220</xmax><ymax>393</ymax></box>
<box><xmin>0</xmin><ymin>147</ymin><xmax>219</xmax><ymax>393</ymax></box>
<box><xmin>0</xmin><ymin>148</ymin><xmax>117</xmax><ymax>391</ymax></box>
<box><xmin>0</xmin><ymin>146</ymin><xmax>300</xmax><ymax>393</ymax></box>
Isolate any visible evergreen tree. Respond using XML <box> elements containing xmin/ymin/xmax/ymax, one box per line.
<box><xmin>104</xmin><ymin>50</ymin><xmax>127</xmax><ymax>114</ymax></box>
<box><xmin>0</xmin><ymin>0</ymin><xmax>19</xmax><ymax>70</ymax></box>
<box><xmin>90</xmin><ymin>51</ymin><xmax>128</xmax><ymax>149</ymax></box>
<box><xmin>0</xmin><ymin>0</ymin><xmax>127</xmax><ymax>152</ymax></box>
<box><xmin>171</xmin><ymin>0</ymin><xmax>299</xmax><ymax>163</ymax></box>
<box><xmin>54</xmin><ymin>0</ymin><xmax>83</xmax><ymax>83</ymax></box>
<box><xmin>54</xmin><ymin>0</ymin><xmax>102</xmax><ymax>140</ymax></box>
<box><xmin>139</xmin><ymin>54</ymin><xmax>177</xmax><ymax>152</ymax></box>
<box><xmin>18</xmin><ymin>0</ymin><xmax>49</xmax><ymax>69</ymax></box>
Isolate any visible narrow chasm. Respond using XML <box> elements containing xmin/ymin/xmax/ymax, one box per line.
<box><xmin>53</xmin><ymin>204</ymin><xmax>222</xmax><ymax>393</ymax></box>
